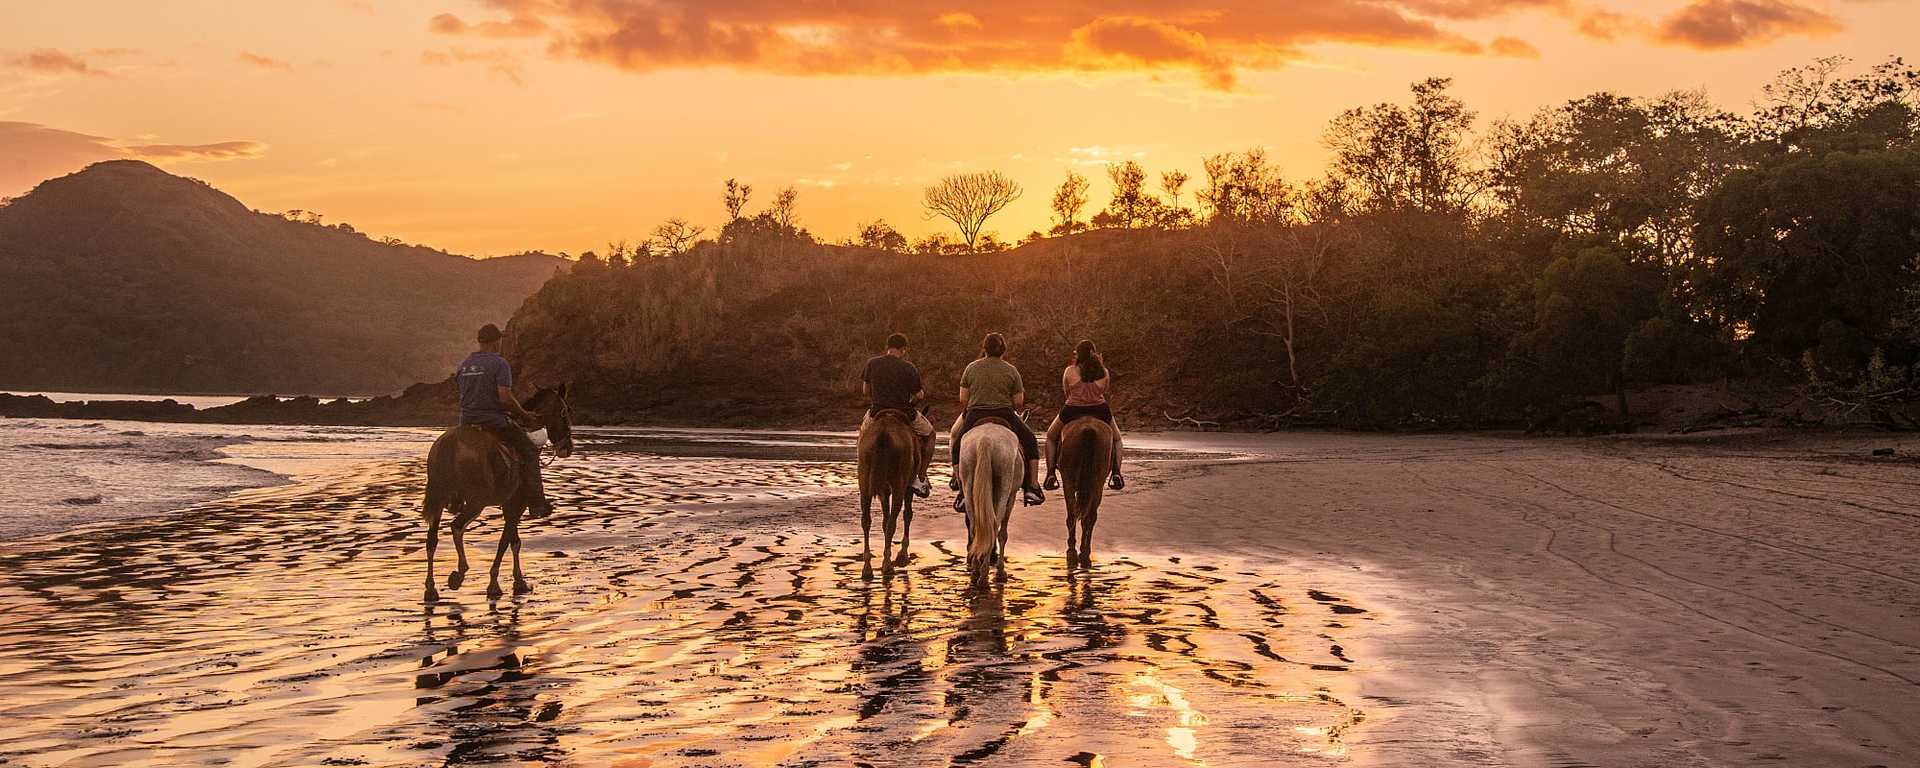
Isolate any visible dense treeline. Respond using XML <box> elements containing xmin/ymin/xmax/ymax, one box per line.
<box><xmin>508</xmin><ymin>57</ymin><xmax>1920</xmax><ymax>430</ymax></box>
<box><xmin>0</xmin><ymin>160</ymin><xmax>564</xmax><ymax>395</ymax></box>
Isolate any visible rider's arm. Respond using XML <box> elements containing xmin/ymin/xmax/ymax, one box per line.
<box><xmin>862</xmin><ymin>381</ymin><xmax>873</xmax><ymax>398</ymax></box>
<box><xmin>1013</xmin><ymin>390</ymin><xmax>1026</xmax><ymax>409</ymax></box>
<box><xmin>498</xmin><ymin>385</ymin><xmax>533</xmax><ymax>423</ymax></box>
<box><xmin>957</xmin><ymin>386</ymin><xmax>971</xmax><ymax>407</ymax></box>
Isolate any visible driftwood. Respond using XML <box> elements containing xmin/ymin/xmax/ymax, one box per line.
<box><xmin>1163</xmin><ymin>408</ymin><xmax>1220</xmax><ymax>430</ymax></box>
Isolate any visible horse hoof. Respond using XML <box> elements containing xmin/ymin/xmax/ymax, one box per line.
<box><xmin>861</xmin><ymin>565</ymin><xmax>873</xmax><ymax>581</ymax></box>
<box><xmin>486</xmin><ymin>584</ymin><xmax>503</xmax><ymax>600</ymax></box>
<box><xmin>893</xmin><ymin>553</ymin><xmax>911</xmax><ymax>568</ymax></box>
<box><xmin>424</xmin><ymin>588</ymin><xmax>440</xmax><ymax>603</ymax></box>
<box><xmin>513</xmin><ymin>579</ymin><xmax>532</xmax><ymax>595</ymax></box>
<box><xmin>446</xmin><ymin>571</ymin><xmax>465</xmax><ymax>589</ymax></box>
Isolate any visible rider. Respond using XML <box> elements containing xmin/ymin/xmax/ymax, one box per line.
<box><xmin>949</xmin><ymin>332</ymin><xmax>1046</xmax><ymax>508</ymax></box>
<box><xmin>861</xmin><ymin>332</ymin><xmax>935</xmax><ymax>497</ymax></box>
<box><xmin>457</xmin><ymin>323</ymin><xmax>553</xmax><ymax>517</ymax></box>
<box><xmin>1043</xmin><ymin>339</ymin><xmax>1124</xmax><ymax>491</ymax></box>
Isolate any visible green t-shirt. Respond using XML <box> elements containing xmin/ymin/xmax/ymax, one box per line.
<box><xmin>961</xmin><ymin>357</ymin><xmax>1024</xmax><ymax>410</ymax></box>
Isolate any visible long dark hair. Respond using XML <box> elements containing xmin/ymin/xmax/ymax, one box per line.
<box><xmin>1074</xmin><ymin>339</ymin><xmax>1105</xmax><ymax>383</ymax></box>
<box><xmin>982</xmin><ymin>332</ymin><xmax>1007</xmax><ymax>358</ymax></box>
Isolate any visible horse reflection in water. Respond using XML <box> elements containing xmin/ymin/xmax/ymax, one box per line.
<box><xmin>412</xmin><ymin>603</ymin><xmax>570</xmax><ymax>765</ymax></box>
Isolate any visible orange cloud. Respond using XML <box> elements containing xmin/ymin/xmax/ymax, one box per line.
<box><xmin>428</xmin><ymin>1</ymin><xmax>1516</xmax><ymax>90</ymax></box>
<box><xmin>237</xmin><ymin>51</ymin><xmax>294</xmax><ymax>72</ymax></box>
<box><xmin>124</xmin><ymin>141</ymin><xmax>269</xmax><ymax>161</ymax></box>
<box><xmin>9</xmin><ymin>48</ymin><xmax>106</xmax><ymax>77</ymax></box>
<box><xmin>0</xmin><ymin>122</ymin><xmax>266</xmax><ymax>197</ymax></box>
<box><xmin>1656</xmin><ymin>0</ymin><xmax>1842</xmax><ymax>49</ymax></box>
<box><xmin>420</xmin><ymin>47</ymin><xmax>527</xmax><ymax>86</ymax></box>
<box><xmin>1490</xmin><ymin>36</ymin><xmax>1542</xmax><ymax>58</ymax></box>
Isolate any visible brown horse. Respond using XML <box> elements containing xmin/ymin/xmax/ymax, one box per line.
<box><xmin>1057</xmin><ymin>416</ymin><xmax>1115</xmax><ymax>567</ymax></box>
<box><xmin>856</xmin><ymin>409</ymin><xmax>919</xmax><ymax>579</ymax></box>
<box><xmin>422</xmin><ymin>384</ymin><xmax>573</xmax><ymax>602</ymax></box>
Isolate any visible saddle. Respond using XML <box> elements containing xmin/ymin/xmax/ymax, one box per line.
<box><xmin>869</xmin><ymin>408</ymin><xmax>915</xmax><ymax>425</ymax></box>
<box><xmin>971</xmin><ymin>415</ymin><xmax>1016</xmax><ymax>432</ymax></box>
<box><xmin>459</xmin><ymin>423</ymin><xmax>522</xmax><ymax>470</ymax></box>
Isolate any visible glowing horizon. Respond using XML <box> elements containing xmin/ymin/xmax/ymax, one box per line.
<box><xmin>2</xmin><ymin>0</ymin><xmax>1912</xmax><ymax>256</ymax></box>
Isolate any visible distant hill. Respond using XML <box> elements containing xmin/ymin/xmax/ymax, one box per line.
<box><xmin>0</xmin><ymin>161</ymin><xmax>564</xmax><ymax>395</ymax></box>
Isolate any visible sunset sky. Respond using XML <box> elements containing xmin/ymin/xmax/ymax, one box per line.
<box><xmin>2</xmin><ymin>0</ymin><xmax>1912</xmax><ymax>256</ymax></box>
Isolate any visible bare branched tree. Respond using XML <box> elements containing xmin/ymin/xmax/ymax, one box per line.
<box><xmin>923</xmin><ymin>171</ymin><xmax>1022</xmax><ymax>252</ymax></box>
<box><xmin>1050</xmin><ymin>169</ymin><xmax>1089</xmax><ymax>234</ymax></box>
<box><xmin>770</xmin><ymin>186</ymin><xmax>800</xmax><ymax>230</ymax></box>
<box><xmin>651</xmin><ymin>218</ymin><xmax>707</xmax><ymax>257</ymax></box>
<box><xmin>722</xmin><ymin>178</ymin><xmax>753</xmax><ymax>223</ymax></box>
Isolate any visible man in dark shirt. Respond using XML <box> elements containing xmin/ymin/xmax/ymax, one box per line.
<box><xmin>861</xmin><ymin>332</ymin><xmax>934</xmax><ymax>497</ymax></box>
<box><xmin>457</xmin><ymin>323</ymin><xmax>552</xmax><ymax>516</ymax></box>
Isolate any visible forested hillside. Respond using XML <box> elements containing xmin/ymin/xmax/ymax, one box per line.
<box><xmin>504</xmin><ymin>58</ymin><xmax>1920</xmax><ymax>430</ymax></box>
<box><xmin>0</xmin><ymin>161</ymin><xmax>564</xmax><ymax>395</ymax></box>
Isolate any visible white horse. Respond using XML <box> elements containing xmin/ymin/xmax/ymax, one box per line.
<box><xmin>958</xmin><ymin>417</ymin><xmax>1023</xmax><ymax>589</ymax></box>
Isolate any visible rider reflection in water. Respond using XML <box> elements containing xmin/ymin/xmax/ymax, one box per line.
<box><xmin>456</xmin><ymin>323</ymin><xmax>553</xmax><ymax>517</ymax></box>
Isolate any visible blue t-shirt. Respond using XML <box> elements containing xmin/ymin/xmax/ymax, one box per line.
<box><xmin>457</xmin><ymin>351</ymin><xmax>514</xmax><ymax>426</ymax></box>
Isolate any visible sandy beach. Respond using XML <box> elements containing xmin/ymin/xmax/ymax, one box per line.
<box><xmin>0</xmin><ymin>427</ymin><xmax>1914</xmax><ymax>766</ymax></box>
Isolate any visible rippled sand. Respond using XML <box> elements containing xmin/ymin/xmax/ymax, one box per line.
<box><xmin>0</xmin><ymin>437</ymin><xmax>1371</xmax><ymax>767</ymax></box>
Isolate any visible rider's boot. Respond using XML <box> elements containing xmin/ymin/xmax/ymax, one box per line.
<box><xmin>1107</xmin><ymin>472</ymin><xmax>1125</xmax><ymax>491</ymax></box>
<box><xmin>1043</xmin><ymin>471</ymin><xmax>1060</xmax><ymax>491</ymax></box>
<box><xmin>1022</xmin><ymin>460</ymin><xmax>1045</xmax><ymax>506</ymax></box>
<box><xmin>910</xmin><ymin>476</ymin><xmax>931</xmax><ymax>498</ymax></box>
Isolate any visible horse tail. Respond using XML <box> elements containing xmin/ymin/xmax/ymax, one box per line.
<box><xmin>964</xmin><ymin>431</ymin><xmax>1002</xmax><ymax>581</ymax></box>
<box><xmin>1066</xmin><ymin>421</ymin><xmax>1112</xmax><ymax>506</ymax></box>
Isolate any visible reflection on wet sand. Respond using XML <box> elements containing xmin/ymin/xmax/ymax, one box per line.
<box><xmin>0</xmin><ymin>442</ymin><xmax>1367</xmax><ymax>766</ymax></box>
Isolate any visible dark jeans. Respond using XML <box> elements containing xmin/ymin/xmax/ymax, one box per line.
<box><xmin>951</xmin><ymin>406</ymin><xmax>1041</xmax><ymax>469</ymax></box>
<box><xmin>1057</xmin><ymin>402</ymin><xmax>1114</xmax><ymax>426</ymax></box>
<box><xmin>483</xmin><ymin>423</ymin><xmax>547</xmax><ymax>507</ymax></box>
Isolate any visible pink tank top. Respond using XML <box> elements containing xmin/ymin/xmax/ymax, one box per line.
<box><xmin>1063</xmin><ymin>365</ymin><xmax>1109</xmax><ymax>406</ymax></box>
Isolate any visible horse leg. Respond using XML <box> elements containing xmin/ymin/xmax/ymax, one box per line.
<box><xmin>995</xmin><ymin>499</ymin><xmax>1012</xmax><ymax>584</ymax></box>
<box><xmin>880</xmin><ymin>490</ymin><xmax>897</xmax><ymax>575</ymax></box>
<box><xmin>1080</xmin><ymin>502</ymin><xmax>1099</xmax><ymax>567</ymax></box>
<box><xmin>486</xmin><ymin>505</ymin><xmax>512</xmax><ymax>600</ymax></box>
<box><xmin>860</xmin><ymin>490</ymin><xmax>875</xmax><ymax>580</ymax></box>
<box><xmin>1064</xmin><ymin>490</ymin><xmax>1079</xmax><ymax>566</ymax></box>
<box><xmin>446</xmin><ymin>498</ymin><xmax>473</xmax><ymax>589</ymax></box>
<box><xmin>893</xmin><ymin>493</ymin><xmax>914</xmax><ymax>568</ymax></box>
<box><xmin>423</xmin><ymin>497</ymin><xmax>443</xmax><ymax>603</ymax></box>
<box><xmin>507</xmin><ymin>505</ymin><xmax>530</xmax><ymax>595</ymax></box>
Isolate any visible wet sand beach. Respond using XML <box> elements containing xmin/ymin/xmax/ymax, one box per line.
<box><xmin>0</xmin><ymin>428</ymin><xmax>1915</xmax><ymax>766</ymax></box>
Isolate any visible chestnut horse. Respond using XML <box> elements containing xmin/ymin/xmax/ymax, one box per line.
<box><xmin>422</xmin><ymin>384</ymin><xmax>573</xmax><ymax>602</ymax></box>
<box><xmin>857</xmin><ymin>409</ymin><xmax>919</xmax><ymax>579</ymax></box>
<box><xmin>1056</xmin><ymin>416</ymin><xmax>1115</xmax><ymax>567</ymax></box>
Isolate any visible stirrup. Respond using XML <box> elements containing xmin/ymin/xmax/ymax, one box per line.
<box><xmin>1043</xmin><ymin>473</ymin><xmax>1059</xmax><ymax>491</ymax></box>
<box><xmin>952</xmin><ymin>492</ymin><xmax>966</xmax><ymax>512</ymax></box>
<box><xmin>1022</xmin><ymin>487</ymin><xmax>1045</xmax><ymax>506</ymax></box>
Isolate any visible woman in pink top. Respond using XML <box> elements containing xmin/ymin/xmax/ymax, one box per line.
<box><xmin>1043</xmin><ymin>339</ymin><xmax>1124</xmax><ymax>491</ymax></box>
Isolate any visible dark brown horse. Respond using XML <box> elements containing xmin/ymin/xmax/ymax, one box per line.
<box><xmin>1057</xmin><ymin>416</ymin><xmax>1115</xmax><ymax>567</ymax></box>
<box><xmin>857</xmin><ymin>409</ymin><xmax>919</xmax><ymax>579</ymax></box>
<box><xmin>422</xmin><ymin>384</ymin><xmax>573</xmax><ymax>602</ymax></box>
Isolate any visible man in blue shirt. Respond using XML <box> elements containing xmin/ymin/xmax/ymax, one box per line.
<box><xmin>457</xmin><ymin>323</ymin><xmax>552</xmax><ymax>516</ymax></box>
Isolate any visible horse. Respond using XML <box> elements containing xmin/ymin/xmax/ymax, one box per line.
<box><xmin>857</xmin><ymin>409</ymin><xmax>919</xmax><ymax>579</ymax></box>
<box><xmin>421</xmin><ymin>384</ymin><xmax>573</xmax><ymax>602</ymax></box>
<box><xmin>958</xmin><ymin>416</ymin><xmax>1023</xmax><ymax>589</ymax></box>
<box><xmin>1056</xmin><ymin>416</ymin><xmax>1115</xmax><ymax>567</ymax></box>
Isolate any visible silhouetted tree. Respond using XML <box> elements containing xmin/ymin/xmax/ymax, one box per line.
<box><xmin>652</xmin><ymin>218</ymin><xmax>707</xmax><ymax>257</ymax></box>
<box><xmin>856</xmin><ymin>220</ymin><xmax>908</xmax><ymax>252</ymax></box>
<box><xmin>722</xmin><ymin>178</ymin><xmax>753</xmax><ymax>223</ymax></box>
<box><xmin>1049</xmin><ymin>169</ymin><xmax>1090</xmax><ymax>235</ymax></box>
<box><xmin>1093</xmin><ymin>160</ymin><xmax>1160</xmax><ymax>229</ymax></box>
<box><xmin>923</xmin><ymin>171</ymin><xmax>1022</xmax><ymax>252</ymax></box>
<box><xmin>1325</xmin><ymin>78</ymin><xmax>1481</xmax><ymax>215</ymax></box>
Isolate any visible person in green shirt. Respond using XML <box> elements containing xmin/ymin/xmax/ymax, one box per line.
<box><xmin>948</xmin><ymin>332</ymin><xmax>1045</xmax><ymax>508</ymax></box>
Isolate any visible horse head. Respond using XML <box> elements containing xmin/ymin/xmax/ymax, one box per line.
<box><xmin>525</xmin><ymin>383</ymin><xmax>574</xmax><ymax>459</ymax></box>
